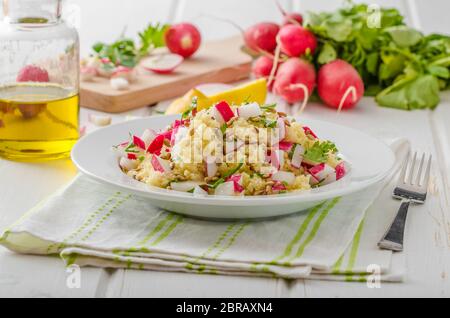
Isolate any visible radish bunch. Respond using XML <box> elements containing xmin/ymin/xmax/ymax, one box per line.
<box><xmin>245</xmin><ymin>3</ymin><xmax>364</xmax><ymax>111</ymax></box>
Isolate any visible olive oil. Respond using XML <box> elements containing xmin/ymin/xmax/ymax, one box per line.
<box><xmin>0</xmin><ymin>83</ymin><xmax>79</xmax><ymax>161</ymax></box>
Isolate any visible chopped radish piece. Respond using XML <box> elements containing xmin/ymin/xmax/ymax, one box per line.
<box><xmin>170</xmin><ymin>181</ymin><xmax>202</xmax><ymax>192</ymax></box>
<box><xmin>277</xmin><ymin>118</ymin><xmax>286</xmax><ymax>140</ymax></box>
<box><xmin>120</xmin><ymin>157</ymin><xmax>138</xmax><ymax>170</ymax></box>
<box><xmin>80</xmin><ymin>66</ymin><xmax>97</xmax><ymax>81</ymax></box>
<box><xmin>88</xmin><ymin>114</ymin><xmax>111</xmax><ymax>127</ymax></box>
<box><xmin>171</xmin><ymin>126</ymin><xmax>188</xmax><ymax>146</ymax></box>
<box><xmin>193</xmin><ymin>186</ymin><xmax>209</xmax><ymax>196</ymax></box>
<box><xmin>147</xmin><ymin>134</ymin><xmax>165</xmax><ymax>155</ymax></box>
<box><xmin>308</xmin><ymin>174</ymin><xmax>320</xmax><ymax>186</ymax></box>
<box><xmin>127</xmin><ymin>153</ymin><xmax>138</xmax><ymax>160</ymax></box>
<box><xmin>215</xmin><ymin>181</ymin><xmax>237</xmax><ymax>196</ymax></box>
<box><xmin>112</xmin><ymin>66</ymin><xmax>136</xmax><ymax>82</ymax></box>
<box><xmin>336</xmin><ymin>162</ymin><xmax>347</xmax><ymax>180</ymax></box>
<box><xmin>133</xmin><ymin>135</ymin><xmax>146</xmax><ymax>150</ymax></box>
<box><xmin>270</xmin><ymin>150</ymin><xmax>285</xmax><ymax>170</ymax></box>
<box><xmin>272</xmin><ymin>181</ymin><xmax>287</xmax><ymax>192</ymax></box>
<box><xmin>309</xmin><ymin>163</ymin><xmax>335</xmax><ymax>181</ymax></box>
<box><xmin>322</xmin><ymin>172</ymin><xmax>337</xmax><ymax>185</ymax></box>
<box><xmin>233</xmin><ymin>181</ymin><xmax>245</xmax><ymax>193</ymax></box>
<box><xmin>291</xmin><ymin>144</ymin><xmax>305</xmax><ymax>168</ymax></box>
<box><xmin>215</xmin><ymin>101</ymin><xmax>235</xmax><ymax>123</ymax></box>
<box><xmin>237</xmin><ymin>103</ymin><xmax>261</xmax><ymax>119</ymax></box>
<box><xmin>272</xmin><ymin>171</ymin><xmax>295</xmax><ymax>185</ymax></box>
<box><xmin>141</xmin><ymin>54</ymin><xmax>184</xmax><ymax>74</ymax></box>
<box><xmin>205</xmin><ymin>157</ymin><xmax>218</xmax><ymax>178</ymax></box>
<box><xmin>160</xmin><ymin>130</ymin><xmax>173</xmax><ymax>141</ymax></box>
<box><xmin>110</xmin><ymin>77</ymin><xmax>129</xmax><ymax>90</ymax></box>
<box><xmin>278</xmin><ymin>141</ymin><xmax>293</xmax><ymax>152</ymax></box>
<box><xmin>141</xmin><ymin>129</ymin><xmax>157</xmax><ymax>148</ymax></box>
<box><xmin>303</xmin><ymin>126</ymin><xmax>318</xmax><ymax>139</ymax></box>
<box><xmin>151</xmin><ymin>155</ymin><xmax>171</xmax><ymax>173</ymax></box>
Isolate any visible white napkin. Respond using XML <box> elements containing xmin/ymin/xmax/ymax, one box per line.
<box><xmin>0</xmin><ymin>169</ymin><xmax>405</xmax><ymax>281</ymax></box>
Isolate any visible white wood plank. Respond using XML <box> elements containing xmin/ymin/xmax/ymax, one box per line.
<box><xmin>0</xmin><ymin>158</ymin><xmax>109</xmax><ymax>297</ymax></box>
<box><xmin>173</xmin><ymin>0</ymin><xmax>291</xmax><ymax>41</ymax></box>
<box><xmin>107</xmin><ymin>270</ymin><xmax>292</xmax><ymax>298</ymax></box>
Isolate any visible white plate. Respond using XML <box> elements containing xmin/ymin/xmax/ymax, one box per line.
<box><xmin>72</xmin><ymin>115</ymin><xmax>395</xmax><ymax>219</ymax></box>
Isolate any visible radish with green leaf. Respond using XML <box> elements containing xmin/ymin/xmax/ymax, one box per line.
<box><xmin>278</xmin><ymin>24</ymin><xmax>317</xmax><ymax>57</ymax></box>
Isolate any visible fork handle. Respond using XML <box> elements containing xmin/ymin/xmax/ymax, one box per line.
<box><xmin>378</xmin><ymin>199</ymin><xmax>410</xmax><ymax>252</ymax></box>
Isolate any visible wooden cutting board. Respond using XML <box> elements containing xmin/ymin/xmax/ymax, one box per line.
<box><xmin>80</xmin><ymin>36</ymin><xmax>252</xmax><ymax>113</ymax></box>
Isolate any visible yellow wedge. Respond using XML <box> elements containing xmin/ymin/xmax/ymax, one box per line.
<box><xmin>165</xmin><ymin>78</ymin><xmax>268</xmax><ymax>115</ymax></box>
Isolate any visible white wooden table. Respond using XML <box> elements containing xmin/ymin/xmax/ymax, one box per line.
<box><xmin>1</xmin><ymin>0</ymin><xmax>449</xmax><ymax>298</ymax></box>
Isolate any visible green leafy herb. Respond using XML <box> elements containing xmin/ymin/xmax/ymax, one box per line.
<box><xmin>306</xmin><ymin>3</ymin><xmax>450</xmax><ymax>110</ymax></box>
<box><xmin>260</xmin><ymin>103</ymin><xmax>277</xmax><ymax>111</ymax></box>
<box><xmin>181</xmin><ymin>97</ymin><xmax>198</xmax><ymax>119</ymax></box>
<box><xmin>208</xmin><ymin>163</ymin><xmax>244</xmax><ymax>189</ymax></box>
<box><xmin>138</xmin><ymin>23</ymin><xmax>170</xmax><ymax>56</ymax></box>
<box><xmin>304</xmin><ymin>141</ymin><xmax>338</xmax><ymax>164</ymax></box>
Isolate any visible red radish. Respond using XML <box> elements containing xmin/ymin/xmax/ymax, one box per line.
<box><xmin>275</xmin><ymin>0</ymin><xmax>303</xmax><ymax>26</ymax></box>
<box><xmin>273</xmin><ymin>181</ymin><xmax>287</xmax><ymax>192</ymax></box>
<box><xmin>17</xmin><ymin>65</ymin><xmax>49</xmax><ymax>82</ymax></box>
<box><xmin>278</xmin><ymin>25</ymin><xmax>317</xmax><ymax>57</ymax></box>
<box><xmin>161</xmin><ymin>130</ymin><xmax>173</xmax><ymax>141</ymax></box>
<box><xmin>237</xmin><ymin>103</ymin><xmax>261</xmax><ymax>119</ymax></box>
<box><xmin>318</xmin><ymin>59</ymin><xmax>364</xmax><ymax>111</ymax></box>
<box><xmin>278</xmin><ymin>141</ymin><xmax>293</xmax><ymax>152</ymax></box>
<box><xmin>272</xmin><ymin>171</ymin><xmax>295</xmax><ymax>185</ymax></box>
<box><xmin>335</xmin><ymin>162</ymin><xmax>347</xmax><ymax>180</ymax></box>
<box><xmin>141</xmin><ymin>54</ymin><xmax>184</xmax><ymax>74</ymax></box>
<box><xmin>133</xmin><ymin>135</ymin><xmax>146</xmax><ymax>150</ymax></box>
<box><xmin>233</xmin><ymin>181</ymin><xmax>245</xmax><ymax>193</ymax></box>
<box><xmin>283</xmin><ymin>13</ymin><xmax>303</xmax><ymax>26</ymax></box>
<box><xmin>273</xmin><ymin>58</ymin><xmax>316</xmax><ymax>104</ymax></box>
<box><xmin>244</xmin><ymin>22</ymin><xmax>280</xmax><ymax>53</ymax></box>
<box><xmin>215</xmin><ymin>101</ymin><xmax>235</xmax><ymax>123</ymax></box>
<box><xmin>120</xmin><ymin>157</ymin><xmax>138</xmax><ymax>170</ymax></box>
<box><xmin>309</xmin><ymin>163</ymin><xmax>335</xmax><ymax>181</ymax></box>
<box><xmin>215</xmin><ymin>181</ymin><xmax>237</xmax><ymax>196</ymax></box>
<box><xmin>127</xmin><ymin>153</ymin><xmax>138</xmax><ymax>160</ymax></box>
<box><xmin>270</xmin><ymin>149</ymin><xmax>285</xmax><ymax>170</ymax></box>
<box><xmin>165</xmin><ymin>23</ymin><xmax>201</xmax><ymax>58</ymax></box>
<box><xmin>151</xmin><ymin>155</ymin><xmax>171</xmax><ymax>173</ymax></box>
<box><xmin>252</xmin><ymin>56</ymin><xmax>274</xmax><ymax>78</ymax></box>
<box><xmin>141</xmin><ymin>129</ymin><xmax>157</xmax><ymax>148</ymax></box>
<box><xmin>303</xmin><ymin>126</ymin><xmax>318</xmax><ymax>139</ymax></box>
<box><xmin>291</xmin><ymin>144</ymin><xmax>305</xmax><ymax>168</ymax></box>
<box><xmin>147</xmin><ymin>134</ymin><xmax>165</xmax><ymax>155</ymax></box>
<box><xmin>171</xmin><ymin>181</ymin><xmax>202</xmax><ymax>192</ymax></box>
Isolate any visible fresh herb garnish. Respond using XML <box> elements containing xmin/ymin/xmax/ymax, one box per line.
<box><xmin>220</xmin><ymin>123</ymin><xmax>228</xmax><ymax>134</ymax></box>
<box><xmin>264</xmin><ymin>119</ymin><xmax>277</xmax><ymax>128</ymax></box>
<box><xmin>303</xmin><ymin>141</ymin><xmax>338</xmax><ymax>164</ymax></box>
<box><xmin>92</xmin><ymin>23</ymin><xmax>170</xmax><ymax>68</ymax></box>
<box><xmin>260</xmin><ymin>103</ymin><xmax>277</xmax><ymax>111</ymax></box>
<box><xmin>208</xmin><ymin>162</ymin><xmax>244</xmax><ymax>189</ymax></box>
<box><xmin>182</xmin><ymin>97</ymin><xmax>198</xmax><ymax>119</ymax></box>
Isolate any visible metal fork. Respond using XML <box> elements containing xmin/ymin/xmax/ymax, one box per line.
<box><xmin>378</xmin><ymin>151</ymin><xmax>432</xmax><ymax>252</ymax></box>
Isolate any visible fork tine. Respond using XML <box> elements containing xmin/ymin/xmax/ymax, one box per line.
<box><xmin>422</xmin><ymin>155</ymin><xmax>432</xmax><ymax>189</ymax></box>
<box><xmin>415</xmin><ymin>153</ymin><xmax>426</xmax><ymax>185</ymax></box>
<box><xmin>407</xmin><ymin>151</ymin><xmax>417</xmax><ymax>184</ymax></box>
<box><xmin>398</xmin><ymin>150</ymin><xmax>410</xmax><ymax>184</ymax></box>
